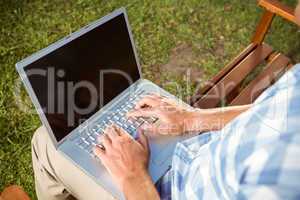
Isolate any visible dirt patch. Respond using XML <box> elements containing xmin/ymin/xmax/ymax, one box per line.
<box><xmin>214</xmin><ymin>36</ymin><xmax>225</xmax><ymax>57</ymax></box>
<box><xmin>153</xmin><ymin>43</ymin><xmax>204</xmax><ymax>84</ymax></box>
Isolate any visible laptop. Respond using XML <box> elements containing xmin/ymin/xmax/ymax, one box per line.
<box><xmin>16</xmin><ymin>8</ymin><xmax>192</xmax><ymax>199</ymax></box>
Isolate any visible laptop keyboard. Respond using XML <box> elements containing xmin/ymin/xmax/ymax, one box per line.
<box><xmin>73</xmin><ymin>90</ymin><xmax>157</xmax><ymax>157</ymax></box>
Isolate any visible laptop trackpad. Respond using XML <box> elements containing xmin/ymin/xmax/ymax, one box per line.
<box><xmin>149</xmin><ymin>135</ymin><xmax>183</xmax><ymax>165</ymax></box>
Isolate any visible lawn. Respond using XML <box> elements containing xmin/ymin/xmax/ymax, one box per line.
<box><xmin>0</xmin><ymin>0</ymin><xmax>299</xmax><ymax>199</ymax></box>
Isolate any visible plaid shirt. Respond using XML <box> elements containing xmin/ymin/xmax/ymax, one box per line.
<box><xmin>156</xmin><ymin>64</ymin><xmax>300</xmax><ymax>200</ymax></box>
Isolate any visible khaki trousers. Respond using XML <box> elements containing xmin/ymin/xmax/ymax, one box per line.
<box><xmin>31</xmin><ymin>126</ymin><xmax>116</xmax><ymax>200</ymax></box>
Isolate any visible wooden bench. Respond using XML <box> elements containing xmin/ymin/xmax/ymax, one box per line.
<box><xmin>190</xmin><ymin>0</ymin><xmax>300</xmax><ymax>108</ymax></box>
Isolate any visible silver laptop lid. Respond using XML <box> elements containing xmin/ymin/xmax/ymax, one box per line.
<box><xmin>16</xmin><ymin>8</ymin><xmax>142</xmax><ymax>147</ymax></box>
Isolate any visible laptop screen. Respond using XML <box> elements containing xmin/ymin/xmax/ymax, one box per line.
<box><xmin>23</xmin><ymin>12</ymin><xmax>140</xmax><ymax>142</ymax></box>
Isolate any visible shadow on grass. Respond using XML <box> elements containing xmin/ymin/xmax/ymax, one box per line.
<box><xmin>0</xmin><ymin>0</ymin><xmax>25</xmax><ymax>14</ymax></box>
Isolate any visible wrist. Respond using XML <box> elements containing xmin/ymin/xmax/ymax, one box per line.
<box><xmin>120</xmin><ymin>168</ymin><xmax>150</xmax><ymax>192</ymax></box>
<box><xmin>121</xmin><ymin>168</ymin><xmax>159</xmax><ymax>200</ymax></box>
<box><xmin>182</xmin><ymin>109</ymin><xmax>211</xmax><ymax>133</ymax></box>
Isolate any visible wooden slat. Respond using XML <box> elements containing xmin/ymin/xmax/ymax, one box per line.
<box><xmin>230</xmin><ymin>53</ymin><xmax>290</xmax><ymax>106</ymax></box>
<box><xmin>200</xmin><ymin>44</ymin><xmax>256</xmax><ymax>94</ymax></box>
<box><xmin>224</xmin><ymin>86</ymin><xmax>240</xmax><ymax>106</ymax></box>
<box><xmin>258</xmin><ymin>0</ymin><xmax>300</xmax><ymax>26</ymax></box>
<box><xmin>189</xmin><ymin>43</ymin><xmax>256</xmax><ymax>105</ymax></box>
<box><xmin>252</xmin><ymin>10</ymin><xmax>275</xmax><ymax>44</ymax></box>
<box><xmin>193</xmin><ymin>44</ymin><xmax>273</xmax><ymax>108</ymax></box>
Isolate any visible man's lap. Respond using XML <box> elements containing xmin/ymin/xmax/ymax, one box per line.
<box><xmin>31</xmin><ymin>126</ymin><xmax>115</xmax><ymax>200</ymax></box>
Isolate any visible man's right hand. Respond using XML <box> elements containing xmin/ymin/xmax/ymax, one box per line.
<box><xmin>127</xmin><ymin>93</ymin><xmax>199</xmax><ymax>136</ymax></box>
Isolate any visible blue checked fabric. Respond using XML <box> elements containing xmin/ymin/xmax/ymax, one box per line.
<box><xmin>156</xmin><ymin>64</ymin><xmax>300</xmax><ymax>200</ymax></box>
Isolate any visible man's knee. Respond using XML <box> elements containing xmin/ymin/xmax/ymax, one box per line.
<box><xmin>31</xmin><ymin>125</ymin><xmax>63</xmax><ymax>177</ymax></box>
<box><xmin>31</xmin><ymin>126</ymin><xmax>69</xmax><ymax>200</ymax></box>
<box><xmin>31</xmin><ymin>125</ymin><xmax>55</xmax><ymax>175</ymax></box>
<box><xmin>31</xmin><ymin>126</ymin><xmax>49</xmax><ymax>157</ymax></box>
<box><xmin>32</xmin><ymin>126</ymin><xmax>46</xmax><ymax>171</ymax></box>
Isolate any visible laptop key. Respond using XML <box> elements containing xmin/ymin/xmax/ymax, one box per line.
<box><xmin>75</xmin><ymin>137</ymin><xmax>84</xmax><ymax>146</ymax></box>
<box><xmin>123</xmin><ymin>123</ymin><xmax>128</xmax><ymax>128</ymax></box>
<box><xmin>116</xmin><ymin>121</ymin><xmax>123</xmax><ymax>127</ymax></box>
<box><xmin>82</xmin><ymin>137</ymin><xmax>90</xmax><ymax>145</ymax></box>
<box><xmin>78</xmin><ymin>144</ymin><xmax>85</xmax><ymax>150</ymax></box>
<box><xmin>93</xmin><ymin>131</ymin><xmax>101</xmax><ymax>137</ymax></box>
<box><xmin>113</xmin><ymin>116</ymin><xmax>120</xmax><ymax>121</ymax></box>
<box><xmin>127</xmin><ymin>118</ymin><xmax>134</xmax><ymax>124</ymax></box>
<box><xmin>107</xmin><ymin>119</ymin><xmax>113</xmax><ymax>125</ymax></box>
<box><xmin>119</xmin><ymin>111</ymin><xmax>125</xmax><ymax>116</ymax></box>
<box><xmin>89</xmin><ymin>136</ymin><xmax>96</xmax><ymax>141</ymax></box>
<box><xmin>79</xmin><ymin>141</ymin><xmax>89</xmax><ymax>150</ymax></box>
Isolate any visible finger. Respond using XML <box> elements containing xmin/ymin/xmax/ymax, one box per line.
<box><xmin>101</xmin><ymin>134</ymin><xmax>112</xmax><ymax>149</ymax></box>
<box><xmin>134</xmin><ymin>96</ymin><xmax>160</xmax><ymax>109</ymax></box>
<box><xmin>137</xmin><ymin>130</ymin><xmax>149</xmax><ymax>152</ymax></box>
<box><xmin>127</xmin><ymin>108</ymin><xmax>161</xmax><ymax>118</ymax></box>
<box><xmin>106</xmin><ymin>125</ymin><xmax>120</xmax><ymax>139</ymax></box>
<box><xmin>117</xmin><ymin>127</ymin><xmax>133</xmax><ymax>140</ymax></box>
<box><xmin>97</xmin><ymin>143</ymin><xmax>105</xmax><ymax>150</ymax></box>
<box><xmin>149</xmin><ymin>93</ymin><xmax>180</xmax><ymax>107</ymax></box>
<box><xmin>147</xmin><ymin>93</ymin><xmax>164</xmax><ymax>100</ymax></box>
<box><xmin>147</xmin><ymin>93</ymin><xmax>176</xmax><ymax>105</ymax></box>
<box><xmin>94</xmin><ymin>146</ymin><xmax>110</xmax><ymax>168</ymax></box>
<box><xmin>94</xmin><ymin>145</ymin><xmax>106</xmax><ymax>158</ymax></box>
<box><xmin>139</xmin><ymin>123</ymin><xmax>160</xmax><ymax>136</ymax></box>
<box><xmin>112</xmin><ymin>124</ymin><xmax>125</xmax><ymax>136</ymax></box>
<box><xmin>97</xmin><ymin>134</ymin><xmax>104</xmax><ymax>143</ymax></box>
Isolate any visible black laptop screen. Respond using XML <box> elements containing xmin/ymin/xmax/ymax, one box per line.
<box><xmin>24</xmin><ymin>13</ymin><xmax>140</xmax><ymax>142</ymax></box>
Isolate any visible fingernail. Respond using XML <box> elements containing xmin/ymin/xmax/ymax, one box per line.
<box><xmin>140</xmin><ymin>124</ymin><xmax>148</xmax><ymax>130</ymax></box>
<box><xmin>97</xmin><ymin>144</ymin><xmax>105</xmax><ymax>150</ymax></box>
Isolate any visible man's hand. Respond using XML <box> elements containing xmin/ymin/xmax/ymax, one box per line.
<box><xmin>127</xmin><ymin>93</ymin><xmax>252</xmax><ymax>136</ymax></box>
<box><xmin>94</xmin><ymin>125</ymin><xmax>149</xmax><ymax>190</ymax></box>
<box><xmin>94</xmin><ymin>125</ymin><xmax>160</xmax><ymax>200</ymax></box>
<box><xmin>127</xmin><ymin>93</ymin><xmax>195</xmax><ymax>136</ymax></box>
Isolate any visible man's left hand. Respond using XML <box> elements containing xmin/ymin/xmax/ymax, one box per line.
<box><xmin>94</xmin><ymin>125</ymin><xmax>150</xmax><ymax>191</ymax></box>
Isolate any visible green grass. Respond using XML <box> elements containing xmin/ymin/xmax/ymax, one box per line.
<box><xmin>0</xmin><ymin>0</ymin><xmax>299</xmax><ymax>199</ymax></box>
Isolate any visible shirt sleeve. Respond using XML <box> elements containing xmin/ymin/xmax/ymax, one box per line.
<box><xmin>237</xmin><ymin>184</ymin><xmax>300</xmax><ymax>200</ymax></box>
<box><xmin>236</xmin><ymin>133</ymin><xmax>300</xmax><ymax>200</ymax></box>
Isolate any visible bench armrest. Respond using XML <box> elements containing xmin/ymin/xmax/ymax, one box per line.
<box><xmin>258</xmin><ymin>0</ymin><xmax>300</xmax><ymax>26</ymax></box>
